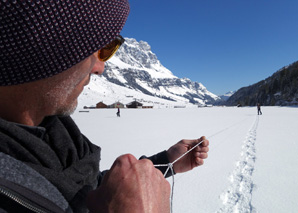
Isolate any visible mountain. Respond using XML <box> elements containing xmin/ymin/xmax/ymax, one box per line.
<box><xmin>219</xmin><ymin>91</ymin><xmax>235</xmax><ymax>101</ymax></box>
<box><xmin>78</xmin><ymin>38</ymin><xmax>220</xmax><ymax>108</ymax></box>
<box><xmin>226</xmin><ymin>61</ymin><xmax>298</xmax><ymax>106</ymax></box>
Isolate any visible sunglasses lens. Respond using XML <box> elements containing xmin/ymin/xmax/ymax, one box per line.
<box><xmin>98</xmin><ymin>36</ymin><xmax>124</xmax><ymax>61</ymax></box>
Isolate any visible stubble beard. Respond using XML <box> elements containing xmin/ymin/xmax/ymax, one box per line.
<box><xmin>56</xmin><ymin>100</ymin><xmax>78</xmax><ymax>116</ymax></box>
<box><xmin>44</xmin><ymin>71</ymin><xmax>89</xmax><ymax>117</ymax></box>
<box><xmin>45</xmin><ymin>86</ymin><xmax>79</xmax><ymax>117</ymax></box>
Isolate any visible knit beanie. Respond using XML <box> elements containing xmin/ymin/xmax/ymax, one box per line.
<box><xmin>0</xmin><ymin>0</ymin><xmax>130</xmax><ymax>86</ymax></box>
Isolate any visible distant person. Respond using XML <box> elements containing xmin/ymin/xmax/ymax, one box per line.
<box><xmin>0</xmin><ymin>1</ymin><xmax>209</xmax><ymax>212</ymax></box>
<box><xmin>117</xmin><ymin>107</ymin><xmax>121</xmax><ymax>117</ymax></box>
<box><xmin>257</xmin><ymin>103</ymin><xmax>262</xmax><ymax>115</ymax></box>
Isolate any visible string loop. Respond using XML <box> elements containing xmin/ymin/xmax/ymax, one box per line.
<box><xmin>154</xmin><ymin>140</ymin><xmax>205</xmax><ymax>213</ymax></box>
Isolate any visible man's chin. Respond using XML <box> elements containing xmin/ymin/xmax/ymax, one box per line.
<box><xmin>56</xmin><ymin>102</ymin><xmax>78</xmax><ymax>116</ymax></box>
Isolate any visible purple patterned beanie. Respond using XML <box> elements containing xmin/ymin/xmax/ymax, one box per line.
<box><xmin>0</xmin><ymin>0</ymin><xmax>130</xmax><ymax>86</ymax></box>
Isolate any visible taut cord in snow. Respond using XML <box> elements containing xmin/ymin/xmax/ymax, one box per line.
<box><xmin>154</xmin><ymin>140</ymin><xmax>205</xmax><ymax>213</ymax></box>
<box><xmin>154</xmin><ymin>116</ymin><xmax>258</xmax><ymax>212</ymax></box>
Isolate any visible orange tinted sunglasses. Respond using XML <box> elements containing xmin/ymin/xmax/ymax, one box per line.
<box><xmin>98</xmin><ymin>35</ymin><xmax>125</xmax><ymax>62</ymax></box>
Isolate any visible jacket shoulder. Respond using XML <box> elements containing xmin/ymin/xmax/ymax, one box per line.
<box><xmin>0</xmin><ymin>152</ymin><xmax>72</xmax><ymax>212</ymax></box>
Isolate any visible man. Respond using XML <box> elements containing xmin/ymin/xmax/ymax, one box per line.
<box><xmin>0</xmin><ymin>0</ymin><xmax>209</xmax><ymax>212</ymax></box>
<box><xmin>257</xmin><ymin>103</ymin><xmax>262</xmax><ymax>115</ymax></box>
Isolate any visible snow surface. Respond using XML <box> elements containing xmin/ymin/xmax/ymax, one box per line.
<box><xmin>72</xmin><ymin>106</ymin><xmax>298</xmax><ymax>213</ymax></box>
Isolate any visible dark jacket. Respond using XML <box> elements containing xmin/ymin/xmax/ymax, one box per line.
<box><xmin>0</xmin><ymin>116</ymin><xmax>170</xmax><ymax>212</ymax></box>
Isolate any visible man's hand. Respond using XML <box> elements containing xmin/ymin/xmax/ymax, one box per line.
<box><xmin>87</xmin><ymin>154</ymin><xmax>171</xmax><ymax>213</ymax></box>
<box><xmin>167</xmin><ymin>136</ymin><xmax>209</xmax><ymax>173</ymax></box>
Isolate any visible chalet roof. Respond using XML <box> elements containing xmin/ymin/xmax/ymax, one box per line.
<box><xmin>96</xmin><ymin>101</ymin><xmax>107</xmax><ymax>105</ymax></box>
<box><xmin>111</xmin><ymin>101</ymin><xmax>124</xmax><ymax>105</ymax></box>
<box><xmin>126</xmin><ymin>100</ymin><xmax>143</xmax><ymax>105</ymax></box>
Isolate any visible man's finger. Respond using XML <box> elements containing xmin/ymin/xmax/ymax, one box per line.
<box><xmin>195</xmin><ymin>158</ymin><xmax>204</xmax><ymax>166</ymax></box>
<box><xmin>195</xmin><ymin>146</ymin><xmax>209</xmax><ymax>152</ymax></box>
<box><xmin>110</xmin><ymin>154</ymin><xmax>138</xmax><ymax>171</ymax></box>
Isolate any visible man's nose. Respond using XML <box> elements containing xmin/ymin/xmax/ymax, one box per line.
<box><xmin>91</xmin><ymin>53</ymin><xmax>105</xmax><ymax>75</ymax></box>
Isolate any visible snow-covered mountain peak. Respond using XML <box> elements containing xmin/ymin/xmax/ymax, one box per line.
<box><xmin>110</xmin><ymin>38</ymin><xmax>175</xmax><ymax>79</ymax></box>
<box><xmin>219</xmin><ymin>91</ymin><xmax>236</xmax><ymax>101</ymax></box>
<box><xmin>125</xmin><ymin>38</ymin><xmax>151</xmax><ymax>52</ymax></box>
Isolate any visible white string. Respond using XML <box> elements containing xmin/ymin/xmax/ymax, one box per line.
<box><xmin>154</xmin><ymin>140</ymin><xmax>205</xmax><ymax>213</ymax></box>
<box><xmin>155</xmin><ymin>163</ymin><xmax>175</xmax><ymax>213</ymax></box>
<box><xmin>172</xmin><ymin>140</ymin><xmax>204</xmax><ymax>165</ymax></box>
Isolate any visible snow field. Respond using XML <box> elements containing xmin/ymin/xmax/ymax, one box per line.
<box><xmin>72</xmin><ymin>106</ymin><xmax>298</xmax><ymax>213</ymax></box>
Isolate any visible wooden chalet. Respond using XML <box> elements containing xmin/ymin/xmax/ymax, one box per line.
<box><xmin>96</xmin><ymin>102</ymin><xmax>108</xmax><ymax>108</ymax></box>
<box><xmin>126</xmin><ymin>101</ymin><xmax>143</xmax><ymax>108</ymax></box>
<box><xmin>142</xmin><ymin>105</ymin><xmax>153</xmax><ymax>109</ymax></box>
<box><xmin>108</xmin><ymin>101</ymin><xmax>125</xmax><ymax>108</ymax></box>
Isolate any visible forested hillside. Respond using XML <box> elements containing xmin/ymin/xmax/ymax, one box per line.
<box><xmin>226</xmin><ymin>61</ymin><xmax>298</xmax><ymax>106</ymax></box>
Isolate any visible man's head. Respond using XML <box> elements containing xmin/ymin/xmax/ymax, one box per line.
<box><xmin>0</xmin><ymin>0</ymin><xmax>130</xmax><ymax>124</ymax></box>
<box><xmin>0</xmin><ymin>0</ymin><xmax>130</xmax><ymax>86</ymax></box>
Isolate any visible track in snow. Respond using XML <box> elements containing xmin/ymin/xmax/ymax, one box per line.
<box><xmin>217</xmin><ymin>115</ymin><xmax>259</xmax><ymax>213</ymax></box>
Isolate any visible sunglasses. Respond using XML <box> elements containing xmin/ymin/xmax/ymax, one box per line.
<box><xmin>97</xmin><ymin>35</ymin><xmax>125</xmax><ymax>62</ymax></box>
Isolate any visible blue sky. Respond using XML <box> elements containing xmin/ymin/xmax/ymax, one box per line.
<box><xmin>121</xmin><ymin>0</ymin><xmax>298</xmax><ymax>95</ymax></box>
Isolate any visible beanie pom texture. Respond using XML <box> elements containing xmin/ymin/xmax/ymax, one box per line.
<box><xmin>0</xmin><ymin>0</ymin><xmax>130</xmax><ymax>86</ymax></box>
